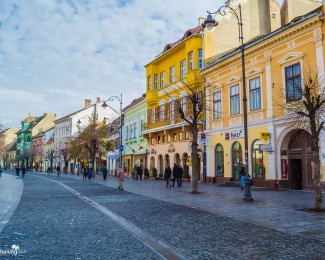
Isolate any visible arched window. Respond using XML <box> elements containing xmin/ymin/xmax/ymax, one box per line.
<box><xmin>232</xmin><ymin>142</ymin><xmax>242</xmax><ymax>180</ymax></box>
<box><xmin>215</xmin><ymin>144</ymin><xmax>224</xmax><ymax>177</ymax></box>
<box><xmin>252</xmin><ymin>140</ymin><xmax>265</xmax><ymax>179</ymax></box>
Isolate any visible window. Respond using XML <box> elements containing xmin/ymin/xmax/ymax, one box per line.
<box><xmin>230</xmin><ymin>85</ymin><xmax>240</xmax><ymax>115</ymax></box>
<box><xmin>169</xmin><ymin>66</ymin><xmax>175</xmax><ymax>83</ymax></box>
<box><xmin>133</xmin><ymin>122</ymin><xmax>137</xmax><ymax>138</ymax></box>
<box><xmin>180</xmin><ymin>60</ymin><xmax>186</xmax><ymax>78</ymax></box>
<box><xmin>158</xmin><ymin>136</ymin><xmax>161</xmax><ymax>144</ymax></box>
<box><xmin>185</xmin><ymin>132</ymin><xmax>190</xmax><ymax>140</ymax></box>
<box><xmin>170</xmin><ymin>101</ymin><xmax>174</xmax><ymax>119</ymax></box>
<box><xmin>154</xmin><ymin>74</ymin><xmax>158</xmax><ymax>90</ymax></box>
<box><xmin>181</xmin><ymin>97</ymin><xmax>187</xmax><ymax>114</ymax></box>
<box><xmin>167</xmin><ymin>134</ymin><xmax>171</xmax><ymax>142</ymax></box>
<box><xmin>160</xmin><ymin>105</ymin><xmax>165</xmax><ymax>121</ymax></box>
<box><xmin>173</xmin><ymin>133</ymin><xmax>177</xmax><ymax>142</ymax></box>
<box><xmin>213</xmin><ymin>91</ymin><xmax>222</xmax><ymax>119</ymax></box>
<box><xmin>285</xmin><ymin>63</ymin><xmax>302</xmax><ymax>102</ymax></box>
<box><xmin>252</xmin><ymin>140</ymin><xmax>265</xmax><ymax>179</ymax></box>
<box><xmin>147</xmin><ymin>76</ymin><xmax>151</xmax><ymax>91</ymax></box>
<box><xmin>249</xmin><ymin>77</ymin><xmax>261</xmax><ymax>110</ymax></box>
<box><xmin>151</xmin><ymin>137</ymin><xmax>155</xmax><ymax>145</ymax></box>
<box><xmin>162</xmin><ymin>135</ymin><xmax>166</xmax><ymax>143</ymax></box>
<box><xmin>129</xmin><ymin>124</ymin><xmax>133</xmax><ymax>139</ymax></box>
<box><xmin>215</xmin><ymin>144</ymin><xmax>224</xmax><ymax>177</ymax></box>
<box><xmin>160</xmin><ymin>72</ymin><xmax>165</xmax><ymax>88</ymax></box>
<box><xmin>198</xmin><ymin>49</ymin><xmax>203</xmax><ymax>69</ymax></box>
<box><xmin>125</xmin><ymin>125</ymin><xmax>129</xmax><ymax>140</ymax></box>
<box><xmin>140</xmin><ymin>119</ymin><xmax>143</xmax><ymax>136</ymax></box>
<box><xmin>188</xmin><ymin>52</ymin><xmax>193</xmax><ymax>71</ymax></box>
<box><xmin>151</xmin><ymin>108</ymin><xmax>156</xmax><ymax>122</ymax></box>
<box><xmin>179</xmin><ymin>132</ymin><xmax>183</xmax><ymax>141</ymax></box>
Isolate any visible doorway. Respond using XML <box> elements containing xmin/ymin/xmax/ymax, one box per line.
<box><xmin>290</xmin><ymin>159</ymin><xmax>302</xmax><ymax>190</ymax></box>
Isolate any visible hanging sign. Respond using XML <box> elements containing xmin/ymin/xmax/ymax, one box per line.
<box><xmin>260</xmin><ymin>132</ymin><xmax>271</xmax><ymax>140</ymax></box>
<box><xmin>281</xmin><ymin>159</ymin><xmax>287</xmax><ymax>178</ymax></box>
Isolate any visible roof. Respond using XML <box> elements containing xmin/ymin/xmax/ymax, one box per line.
<box><xmin>123</xmin><ymin>93</ymin><xmax>146</xmax><ymax>111</ymax></box>
<box><xmin>17</xmin><ymin>115</ymin><xmax>46</xmax><ymax>134</ymax></box>
<box><xmin>162</xmin><ymin>25</ymin><xmax>203</xmax><ymax>53</ymax></box>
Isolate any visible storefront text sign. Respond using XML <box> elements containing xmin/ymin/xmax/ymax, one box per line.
<box><xmin>167</xmin><ymin>144</ymin><xmax>175</xmax><ymax>153</ymax></box>
<box><xmin>260</xmin><ymin>132</ymin><xmax>271</xmax><ymax>140</ymax></box>
<box><xmin>224</xmin><ymin>130</ymin><xmax>244</xmax><ymax>140</ymax></box>
<box><xmin>281</xmin><ymin>159</ymin><xmax>287</xmax><ymax>178</ymax></box>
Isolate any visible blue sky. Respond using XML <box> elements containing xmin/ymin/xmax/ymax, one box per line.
<box><xmin>0</xmin><ymin>0</ymin><xmax>285</xmax><ymax>127</ymax></box>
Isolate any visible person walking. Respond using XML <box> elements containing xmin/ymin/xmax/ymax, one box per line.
<box><xmin>172</xmin><ymin>163</ymin><xmax>179</xmax><ymax>187</ymax></box>
<box><xmin>102</xmin><ymin>166</ymin><xmax>108</xmax><ymax>181</ymax></box>
<box><xmin>137</xmin><ymin>165</ymin><xmax>143</xmax><ymax>181</ymax></box>
<box><xmin>164</xmin><ymin>165</ymin><xmax>172</xmax><ymax>188</ymax></box>
<box><xmin>0</xmin><ymin>166</ymin><xmax>2</xmax><ymax>177</ymax></box>
<box><xmin>15</xmin><ymin>166</ymin><xmax>20</xmax><ymax>176</ymax></box>
<box><xmin>88</xmin><ymin>167</ymin><xmax>92</xmax><ymax>180</ymax></box>
<box><xmin>21</xmin><ymin>166</ymin><xmax>26</xmax><ymax>178</ymax></box>
<box><xmin>117</xmin><ymin>167</ymin><xmax>125</xmax><ymax>190</ymax></box>
<box><xmin>240</xmin><ymin>164</ymin><xmax>246</xmax><ymax>190</ymax></box>
<box><xmin>82</xmin><ymin>166</ymin><xmax>87</xmax><ymax>180</ymax></box>
<box><xmin>132</xmin><ymin>165</ymin><xmax>137</xmax><ymax>180</ymax></box>
<box><xmin>178</xmin><ymin>165</ymin><xmax>183</xmax><ymax>187</ymax></box>
<box><xmin>56</xmin><ymin>166</ymin><xmax>61</xmax><ymax>176</ymax></box>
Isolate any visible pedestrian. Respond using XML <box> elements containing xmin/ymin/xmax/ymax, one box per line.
<box><xmin>47</xmin><ymin>167</ymin><xmax>51</xmax><ymax>175</ymax></box>
<box><xmin>0</xmin><ymin>166</ymin><xmax>2</xmax><ymax>177</ymax></box>
<box><xmin>132</xmin><ymin>165</ymin><xmax>137</xmax><ymax>180</ymax></box>
<box><xmin>178</xmin><ymin>165</ymin><xmax>183</xmax><ymax>187</ymax></box>
<box><xmin>117</xmin><ymin>167</ymin><xmax>125</xmax><ymax>190</ymax></box>
<box><xmin>56</xmin><ymin>166</ymin><xmax>61</xmax><ymax>176</ymax></box>
<box><xmin>88</xmin><ymin>167</ymin><xmax>92</xmax><ymax>180</ymax></box>
<box><xmin>82</xmin><ymin>167</ymin><xmax>87</xmax><ymax>180</ymax></box>
<box><xmin>137</xmin><ymin>165</ymin><xmax>143</xmax><ymax>181</ymax></box>
<box><xmin>16</xmin><ymin>166</ymin><xmax>20</xmax><ymax>176</ymax></box>
<box><xmin>21</xmin><ymin>166</ymin><xmax>26</xmax><ymax>178</ymax></box>
<box><xmin>240</xmin><ymin>164</ymin><xmax>246</xmax><ymax>190</ymax></box>
<box><xmin>172</xmin><ymin>163</ymin><xmax>179</xmax><ymax>187</ymax></box>
<box><xmin>102</xmin><ymin>166</ymin><xmax>108</xmax><ymax>181</ymax></box>
<box><xmin>164</xmin><ymin>165</ymin><xmax>172</xmax><ymax>188</ymax></box>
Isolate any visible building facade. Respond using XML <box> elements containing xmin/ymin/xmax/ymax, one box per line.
<box><xmin>202</xmin><ymin>2</ymin><xmax>325</xmax><ymax>189</ymax></box>
<box><xmin>0</xmin><ymin>127</ymin><xmax>18</xmax><ymax>169</ymax></box>
<box><xmin>121</xmin><ymin>94</ymin><xmax>148</xmax><ymax>175</ymax></box>
<box><xmin>143</xmin><ymin>26</ymin><xmax>204</xmax><ymax>178</ymax></box>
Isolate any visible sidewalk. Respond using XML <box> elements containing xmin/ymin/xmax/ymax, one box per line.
<box><xmin>48</xmin><ymin>172</ymin><xmax>324</xmax><ymax>242</ymax></box>
<box><xmin>0</xmin><ymin>172</ymin><xmax>24</xmax><ymax>233</ymax></box>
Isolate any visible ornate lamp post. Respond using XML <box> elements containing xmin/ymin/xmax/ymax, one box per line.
<box><xmin>203</xmin><ymin>3</ymin><xmax>253</xmax><ymax>201</ymax></box>
<box><xmin>102</xmin><ymin>94</ymin><xmax>123</xmax><ymax>169</ymax></box>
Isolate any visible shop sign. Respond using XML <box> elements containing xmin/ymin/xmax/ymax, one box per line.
<box><xmin>281</xmin><ymin>159</ymin><xmax>287</xmax><ymax>178</ymax></box>
<box><xmin>259</xmin><ymin>144</ymin><xmax>273</xmax><ymax>152</ymax></box>
<box><xmin>260</xmin><ymin>132</ymin><xmax>271</xmax><ymax>140</ymax></box>
<box><xmin>167</xmin><ymin>144</ymin><xmax>175</xmax><ymax>153</ymax></box>
<box><xmin>225</xmin><ymin>130</ymin><xmax>244</xmax><ymax>140</ymax></box>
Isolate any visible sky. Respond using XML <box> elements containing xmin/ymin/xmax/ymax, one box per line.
<box><xmin>0</xmin><ymin>0</ymin><xmax>284</xmax><ymax>128</ymax></box>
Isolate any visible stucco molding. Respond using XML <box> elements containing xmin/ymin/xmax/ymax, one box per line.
<box><xmin>225</xmin><ymin>76</ymin><xmax>241</xmax><ymax>85</ymax></box>
<box><xmin>246</xmin><ymin>67</ymin><xmax>264</xmax><ymax>78</ymax></box>
<box><xmin>277</xmin><ymin>52</ymin><xmax>304</xmax><ymax>65</ymax></box>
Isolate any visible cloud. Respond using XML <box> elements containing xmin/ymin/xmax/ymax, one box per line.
<box><xmin>0</xmin><ymin>0</ymin><xmax>284</xmax><ymax>127</ymax></box>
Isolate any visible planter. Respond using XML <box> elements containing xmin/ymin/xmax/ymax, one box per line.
<box><xmin>183</xmin><ymin>178</ymin><xmax>191</xmax><ymax>182</ymax></box>
<box><xmin>150</xmin><ymin>176</ymin><xmax>157</xmax><ymax>180</ymax></box>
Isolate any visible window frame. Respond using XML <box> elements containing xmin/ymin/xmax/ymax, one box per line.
<box><xmin>249</xmin><ymin>77</ymin><xmax>261</xmax><ymax>111</ymax></box>
<box><xmin>180</xmin><ymin>60</ymin><xmax>186</xmax><ymax>78</ymax></box>
<box><xmin>188</xmin><ymin>52</ymin><xmax>193</xmax><ymax>71</ymax></box>
<box><xmin>285</xmin><ymin>63</ymin><xmax>302</xmax><ymax>102</ymax></box>
<box><xmin>154</xmin><ymin>74</ymin><xmax>158</xmax><ymax>90</ymax></box>
<box><xmin>169</xmin><ymin>66</ymin><xmax>175</xmax><ymax>83</ymax></box>
<box><xmin>160</xmin><ymin>71</ymin><xmax>165</xmax><ymax>88</ymax></box>
<box><xmin>198</xmin><ymin>49</ymin><xmax>203</xmax><ymax>69</ymax></box>
<box><xmin>147</xmin><ymin>75</ymin><xmax>151</xmax><ymax>91</ymax></box>
<box><xmin>230</xmin><ymin>84</ymin><xmax>240</xmax><ymax>115</ymax></box>
<box><xmin>213</xmin><ymin>91</ymin><xmax>222</xmax><ymax>119</ymax></box>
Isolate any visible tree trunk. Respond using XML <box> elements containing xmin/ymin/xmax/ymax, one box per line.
<box><xmin>312</xmin><ymin>139</ymin><xmax>322</xmax><ymax>210</ymax></box>
<box><xmin>191</xmin><ymin>128</ymin><xmax>199</xmax><ymax>193</ymax></box>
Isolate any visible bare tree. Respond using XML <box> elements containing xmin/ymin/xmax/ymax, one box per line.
<box><xmin>45</xmin><ymin>149</ymin><xmax>55</xmax><ymax>172</ymax></box>
<box><xmin>279</xmin><ymin>66</ymin><xmax>324</xmax><ymax>211</ymax></box>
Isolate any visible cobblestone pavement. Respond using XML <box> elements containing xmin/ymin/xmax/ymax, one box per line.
<box><xmin>0</xmin><ymin>171</ymin><xmax>324</xmax><ymax>259</ymax></box>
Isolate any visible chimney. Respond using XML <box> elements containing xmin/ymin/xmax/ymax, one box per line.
<box><xmin>85</xmin><ymin>99</ymin><xmax>91</xmax><ymax>108</ymax></box>
<box><xmin>96</xmin><ymin>97</ymin><xmax>101</xmax><ymax>104</ymax></box>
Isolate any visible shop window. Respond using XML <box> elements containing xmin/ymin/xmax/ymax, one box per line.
<box><xmin>215</xmin><ymin>144</ymin><xmax>224</xmax><ymax>177</ymax></box>
<box><xmin>232</xmin><ymin>141</ymin><xmax>242</xmax><ymax>180</ymax></box>
<box><xmin>252</xmin><ymin>140</ymin><xmax>265</xmax><ymax>179</ymax></box>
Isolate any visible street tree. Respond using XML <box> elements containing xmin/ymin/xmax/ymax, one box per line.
<box><xmin>164</xmin><ymin>71</ymin><xmax>205</xmax><ymax>193</ymax></box>
<box><xmin>45</xmin><ymin>149</ymin><xmax>55</xmax><ymax>172</ymax></box>
<box><xmin>77</xmin><ymin>113</ymin><xmax>110</xmax><ymax>173</ymax></box>
<box><xmin>279</xmin><ymin>65</ymin><xmax>324</xmax><ymax>211</ymax></box>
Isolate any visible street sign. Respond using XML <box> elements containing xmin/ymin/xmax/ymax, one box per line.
<box><xmin>119</xmin><ymin>145</ymin><xmax>124</xmax><ymax>151</ymax></box>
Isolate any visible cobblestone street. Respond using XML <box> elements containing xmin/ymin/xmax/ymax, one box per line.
<box><xmin>0</xmin><ymin>172</ymin><xmax>324</xmax><ymax>259</ymax></box>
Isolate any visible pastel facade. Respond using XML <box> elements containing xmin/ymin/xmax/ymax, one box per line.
<box><xmin>143</xmin><ymin>26</ymin><xmax>204</xmax><ymax>178</ymax></box>
<box><xmin>202</xmin><ymin>3</ymin><xmax>325</xmax><ymax>189</ymax></box>
<box><xmin>121</xmin><ymin>94</ymin><xmax>148</xmax><ymax>175</ymax></box>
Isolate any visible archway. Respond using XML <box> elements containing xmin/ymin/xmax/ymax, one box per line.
<box><xmin>215</xmin><ymin>144</ymin><xmax>224</xmax><ymax>177</ymax></box>
<box><xmin>232</xmin><ymin>142</ymin><xmax>242</xmax><ymax>180</ymax></box>
<box><xmin>287</xmin><ymin>130</ymin><xmax>313</xmax><ymax>190</ymax></box>
<box><xmin>158</xmin><ymin>154</ymin><xmax>163</xmax><ymax>177</ymax></box>
<box><xmin>150</xmin><ymin>156</ymin><xmax>155</xmax><ymax>175</ymax></box>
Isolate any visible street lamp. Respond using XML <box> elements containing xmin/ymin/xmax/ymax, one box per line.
<box><xmin>203</xmin><ymin>3</ymin><xmax>253</xmax><ymax>201</ymax></box>
<box><xmin>102</xmin><ymin>94</ymin><xmax>123</xmax><ymax>169</ymax></box>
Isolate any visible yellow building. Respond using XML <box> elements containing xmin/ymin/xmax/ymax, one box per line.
<box><xmin>202</xmin><ymin>2</ymin><xmax>325</xmax><ymax>189</ymax></box>
<box><xmin>143</xmin><ymin>26</ymin><xmax>204</xmax><ymax>178</ymax></box>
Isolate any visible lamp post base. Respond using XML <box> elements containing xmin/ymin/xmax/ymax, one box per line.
<box><xmin>242</xmin><ymin>178</ymin><xmax>254</xmax><ymax>202</ymax></box>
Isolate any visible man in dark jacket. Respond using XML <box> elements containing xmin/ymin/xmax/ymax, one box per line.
<box><xmin>172</xmin><ymin>163</ymin><xmax>179</xmax><ymax>187</ymax></box>
<box><xmin>164</xmin><ymin>165</ymin><xmax>172</xmax><ymax>188</ymax></box>
<box><xmin>178</xmin><ymin>165</ymin><xmax>183</xmax><ymax>187</ymax></box>
<box><xmin>102</xmin><ymin>166</ymin><xmax>108</xmax><ymax>180</ymax></box>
